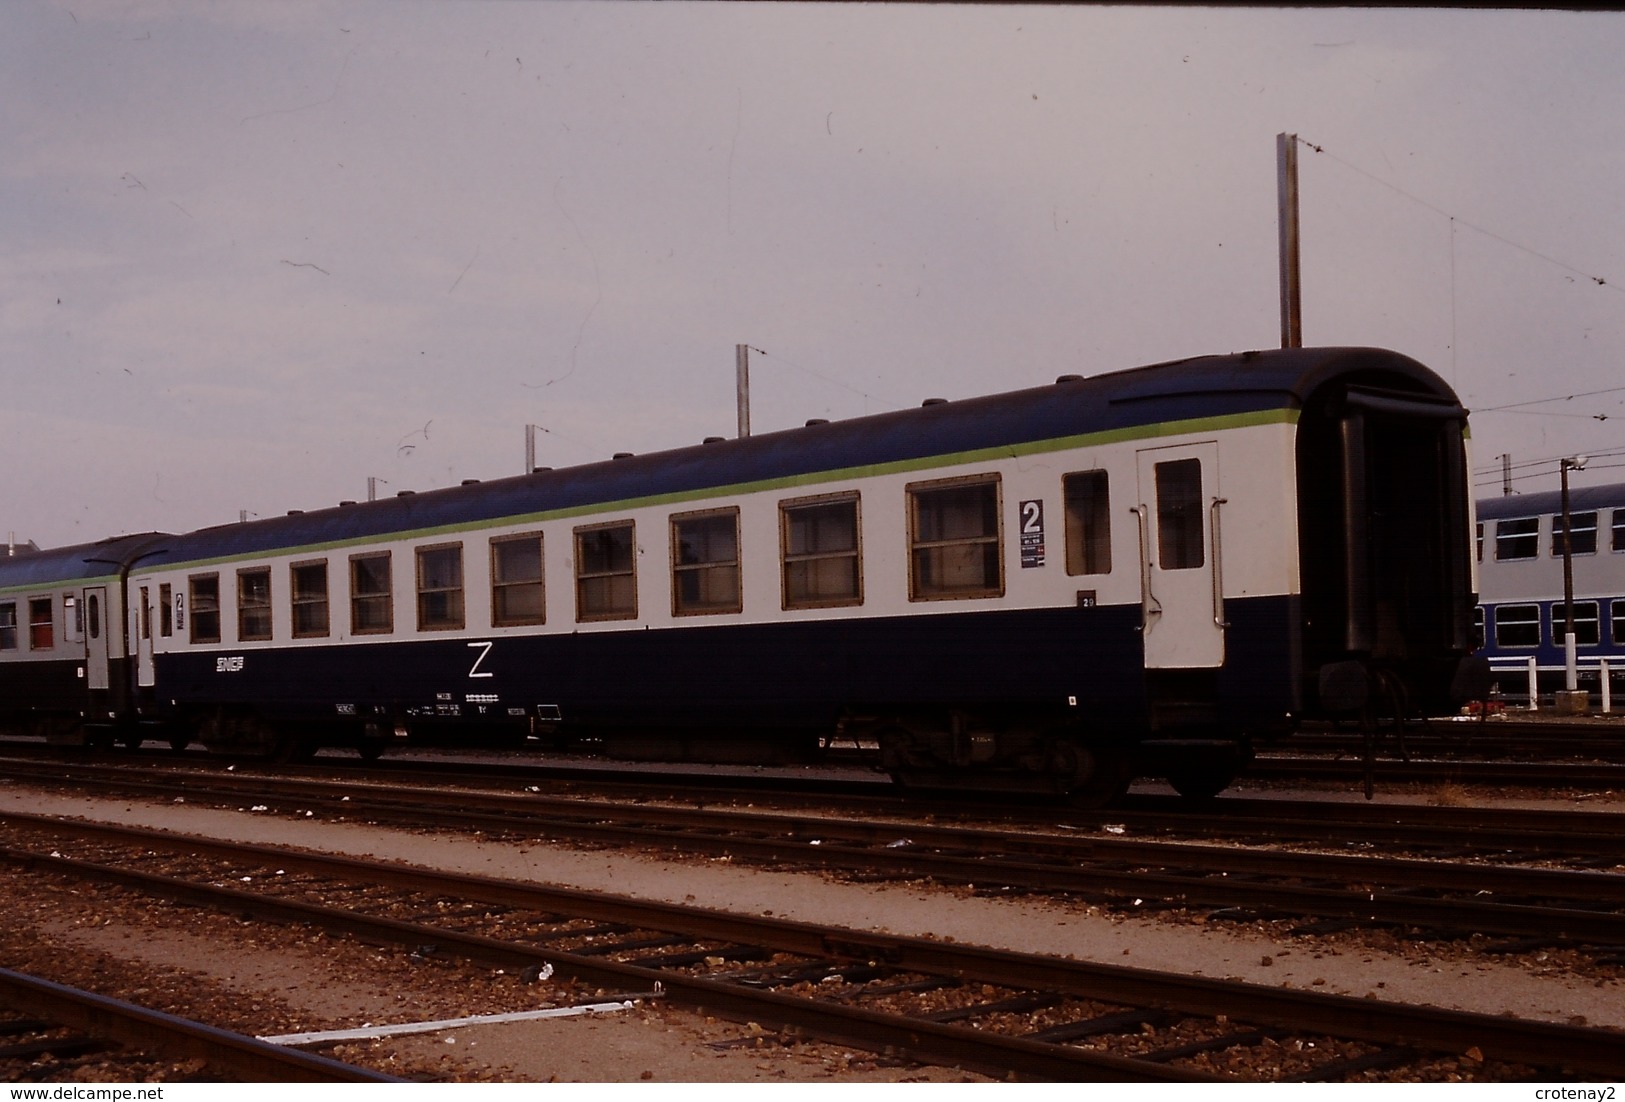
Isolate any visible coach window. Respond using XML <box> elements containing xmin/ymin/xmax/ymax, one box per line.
<box><xmin>908</xmin><ymin>474</ymin><xmax>1003</xmax><ymax>601</ymax></box>
<box><xmin>291</xmin><ymin>561</ymin><xmax>330</xmax><ymax>638</ymax></box>
<box><xmin>0</xmin><ymin>602</ymin><xmax>16</xmax><ymax>650</ymax></box>
<box><xmin>1559</xmin><ymin>600</ymin><xmax>1601</xmax><ymax>646</ymax></box>
<box><xmin>1551</xmin><ymin>511</ymin><xmax>1598</xmax><ymax>557</ymax></box>
<box><xmin>238</xmin><ymin>567</ymin><xmax>272</xmax><ymax>641</ymax></box>
<box><xmin>491</xmin><ymin>533</ymin><xmax>545</xmax><ymax>626</ymax></box>
<box><xmin>416</xmin><ymin>544</ymin><xmax>465</xmax><ymax>631</ymax></box>
<box><xmin>27</xmin><ymin>597</ymin><xmax>53</xmax><ymax>650</ymax></box>
<box><xmin>350</xmin><ymin>552</ymin><xmax>394</xmax><ymax>634</ymax></box>
<box><xmin>1495</xmin><ymin>517</ymin><xmax>1540</xmax><ymax>561</ymax></box>
<box><xmin>1493</xmin><ymin>603</ymin><xmax>1541</xmax><ymax>648</ymax></box>
<box><xmin>159</xmin><ymin>584</ymin><xmax>173</xmax><ymax>637</ymax></box>
<box><xmin>28</xmin><ymin>597</ymin><xmax>54</xmax><ymax>650</ymax></box>
<box><xmin>575</xmin><ymin>521</ymin><xmax>637</xmax><ymax>622</ymax></box>
<box><xmin>1613</xmin><ymin>600</ymin><xmax>1625</xmax><ymax>645</ymax></box>
<box><xmin>1612</xmin><ymin>509</ymin><xmax>1625</xmax><ymax>552</ymax></box>
<box><xmin>63</xmin><ymin>595</ymin><xmax>83</xmax><ymax>645</ymax></box>
<box><xmin>1473</xmin><ymin>606</ymin><xmax>1485</xmax><ymax>651</ymax></box>
<box><xmin>1063</xmin><ymin>470</ymin><xmax>1112</xmax><ymax>576</ymax></box>
<box><xmin>189</xmin><ymin>575</ymin><xmax>220</xmax><ymax>644</ymax></box>
<box><xmin>672</xmin><ymin>508</ymin><xmax>742</xmax><ymax>616</ymax></box>
<box><xmin>1475</xmin><ymin>522</ymin><xmax>1484</xmax><ymax>563</ymax></box>
<box><xmin>781</xmin><ymin>493</ymin><xmax>861</xmax><ymax>609</ymax></box>
<box><xmin>1155</xmin><ymin>459</ymin><xmax>1205</xmax><ymax>570</ymax></box>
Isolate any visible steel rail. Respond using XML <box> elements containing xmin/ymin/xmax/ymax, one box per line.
<box><xmin>8</xmin><ymin>743</ymin><xmax>1625</xmax><ymax>836</ymax></box>
<box><xmin>1110</xmin><ymin>791</ymin><xmax>1625</xmax><ymax>838</ymax></box>
<box><xmin>1289</xmin><ymin>719</ymin><xmax>1625</xmax><ymax>760</ymax></box>
<box><xmin>13</xmin><ymin>750</ymin><xmax>1625</xmax><ymax>849</ymax></box>
<box><xmin>8</xmin><ymin>763</ymin><xmax>1625</xmax><ymax>943</ymax></box>
<box><xmin>9</xmin><ymin>754</ymin><xmax>1625</xmax><ymax>853</ymax></box>
<box><xmin>220</xmin><ymin>776</ymin><xmax>1625</xmax><ymax>938</ymax></box>
<box><xmin>1248</xmin><ymin>756</ymin><xmax>1625</xmax><ymax>788</ymax></box>
<box><xmin>0</xmin><ymin>968</ymin><xmax>403</xmax><ymax>1082</ymax></box>
<box><xmin>3</xmin><ymin>811</ymin><xmax>1624</xmax><ymax>1080</ymax></box>
<box><xmin>0</xmin><ymin>832</ymin><xmax>1197</xmax><ymax>1081</ymax></box>
<box><xmin>237</xmin><ymin>799</ymin><xmax>1625</xmax><ymax>944</ymax></box>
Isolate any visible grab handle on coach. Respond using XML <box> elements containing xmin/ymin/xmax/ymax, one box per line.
<box><xmin>1209</xmin><ymin>496</ymin><xmax>1230</xmax><ymax>630</ymax></box>
<box><xmin>1131</xmin><ymin>505</ymin><xmax>1161</xmax><ymax>631</ymax></box>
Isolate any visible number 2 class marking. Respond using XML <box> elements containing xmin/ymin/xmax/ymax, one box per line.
<box><xmin>467</xmin><ymin>640</ymin><xmax>495</xmax><ymax>678</ymax></box>
<box><xmin>1021</xmin><ymin>501</ymin><xmax>1043</xmax><ymax>533</ymax></box>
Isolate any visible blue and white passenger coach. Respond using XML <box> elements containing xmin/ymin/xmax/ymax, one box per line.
<box><xmin>0</xmin><ymin>533</ymin><xmax>168</xmax><ymax>742</ymax></box>
<box><xmin>1475</xmin><ymin>482</ymin><xmax>1625</xmax><ymax>699</ymax></box>
<box><xmin>2</xmin><ymin>346</ymin><xmax>1483</xmax><ymax>804</ymax></box>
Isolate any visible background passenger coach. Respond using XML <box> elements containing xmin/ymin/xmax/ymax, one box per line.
<box><xmin>1475</xmin><ymin>480</ymin><xmax>1625</xmax><ymax>704</ymax></box>
<box><xmin>0</xmin><ymin>346</ymin><xmax>1485</xmax><ymax>806</ymax></box>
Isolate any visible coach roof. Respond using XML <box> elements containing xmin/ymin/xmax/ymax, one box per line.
<box><xmin>138</xmin><ymin>346</ymin><xmax>1455</xmax><ymax>567</ymax></box>
<box><xmin>0</xmin><ymin>533</ymin><xmax>172</xmax><ymax>591</ymax></box>
<box><xmin>1477</xmin><ymin>481</ymin><xmax>1625</xmax><ymax>523</ymax></box>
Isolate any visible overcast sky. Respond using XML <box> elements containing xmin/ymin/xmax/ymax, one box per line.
<box><xmin>6</xmin><ymin>2</ymin><xmax>1625</xmax><ymax>549</ymax></box>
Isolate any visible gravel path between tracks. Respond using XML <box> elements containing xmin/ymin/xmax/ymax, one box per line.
<box><xmin>0</xmin><ymin>782</ymin><xmax>1621</xmax><ymax>1082</ymax></box>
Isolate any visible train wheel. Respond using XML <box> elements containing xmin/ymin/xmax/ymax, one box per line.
<box><xmin>270</xmin><ymin>730</ymin><xmax>317</xmax><ymax>764</ymax></box>
<box><xmin>1165</xmin><ymin>768</ymin><xmax>1234</xmax><ymax>803</ymax></box>
<box><xmin>1057</xmin><ymin>740</ymin><xmax>1133</xmax><ymax>809</ymax></box>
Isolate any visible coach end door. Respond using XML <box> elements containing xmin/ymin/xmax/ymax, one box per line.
<box><xmin>84</xmin><ymin>586</ymin><xmax>110</xmax><ymax>692</ymax></box>
<box><xmin>1134</xmin><ymin>443</ymin><xmax>1225</xmax><ymax>668</ymax></box>
<box><xmin>135</xmin><ymin>582</ymin><xmax>156</xmax><ymax>689</ymax></box>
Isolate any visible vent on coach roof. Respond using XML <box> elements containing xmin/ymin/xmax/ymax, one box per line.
<box><xmin>805</xmin><ymin>418</ymin><xmax>829</xmax><ymax>426</ymax></box>
<box><xmin>613</xmin><ymin>452</ymin><xmax>635</xmax><ymax>460</ymax></box>
<box><xmin>703</xmin><ymin>437</ymin><xmax>725</xmax><ymax>444</ymax></box>
<box><xmin>461</xmin><ymin>479</ymin><xmax>481</xmax><ymax>486</ymax></box>
<box><xmin>1056</xmin><ymin>374</ymin><xmax>1083</xmax><ymax>383</ymax></box>
<box><xmin>921</xmin><ymin>398</ymin><xmax>947</xmax><ymax>406</ymax></box>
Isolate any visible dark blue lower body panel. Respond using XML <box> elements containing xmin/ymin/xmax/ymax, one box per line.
<box><xmin>0</xmin><ymin>659</ymin><xmax>88</xmax><ymax>728</ymax></box>
<box><xmin>153</xmin><ymin>597</ymin><xmax>1301</xmax><ymax>744</ymax></box>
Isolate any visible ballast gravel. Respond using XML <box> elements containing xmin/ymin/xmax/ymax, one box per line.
<box><xmin>0</xmin><ymin>780</ymin><xmax>1619</xmax><ymax>1082</ymax></box>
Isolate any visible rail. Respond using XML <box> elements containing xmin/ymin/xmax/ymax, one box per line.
<box><xmin>5</xmin><ymin>815</ymin><xmax>1625</xmax><ymax>1081</ymax></box>
<box><xmin>0</xmin><ymin>968</ymin><xmax>402</xmax><ymax>1082</ymax></box>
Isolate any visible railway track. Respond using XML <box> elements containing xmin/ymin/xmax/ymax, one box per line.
<box><xmin>8</xmin><ymin>750</ymin><xmax>1623</xmax><ymax>853</ymax></box>
<box><xmin>1249</xmin><ymin>754</ymin><xmax>1625</xmax><ymax>790</ymax></box>
<box><xmin>6</xmin><ymin>721</ymin><xmax>1625</xmax><ymax>800</ymax></box>
<box><xmin>0</xmin><ymin>968</ymin><xmax>401</xmax><ymax>1082</ymax></box>
<box><xmin>1287</xmin><ymin>718</ymin><xmax>1625</xmax><ymax>762</ymax></box>
<box><xmin>1258</xmin><ymin>716</ymin><xmax>1625</xmax><ymax>792</ymax></box>
<box><xmin>2</xmin><ymin>811</ymin><xmax>1619</xmax><ymax>1082</ymax></box>
<box><xmin>5</xmin><ymin>758</ymin><xmax>1625</xmax><ymax>950</ymax></box>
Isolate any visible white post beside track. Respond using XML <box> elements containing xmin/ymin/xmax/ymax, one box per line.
<box><xmin>1527</xmin><ymin>657</ymin><xmax>1539</xmax><ymax>711</ymax></box>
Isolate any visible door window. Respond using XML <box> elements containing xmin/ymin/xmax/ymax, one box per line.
<box><xmin>1155</xmin><ymin>458</ymin><xmax>1205</xmax><ymax>570</ymax></box>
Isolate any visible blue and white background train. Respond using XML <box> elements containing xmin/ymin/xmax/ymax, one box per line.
<box><xmin>1476</xmin><ymin>482</ymin><xmax>1625</xmax><ymax>705</ymax></box>
<box><xmin>0</xmin><ymin>346</ymin><xmax>1488</xmax><ymax>804</ymax></box>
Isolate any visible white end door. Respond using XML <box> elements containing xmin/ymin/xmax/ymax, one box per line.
<box><xmin>136</xmin><ymin>582</ymin><xmax>156</xmax><ymax>689</ymax></box>
<box><xmin>84</xmin><ymin>586</ymin><xmax>110</xmax><ymax>691</ymax></box>
<box><xmin>1135</xmin><ymin>443</ymin><xmax>1225</xmax><ymax>668</ymax></box>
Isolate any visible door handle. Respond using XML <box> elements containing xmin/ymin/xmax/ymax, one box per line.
<box><xmin>1132</xmin><ymin>505</ymin><xmax>1161</xmax><ymax>630</ymax></box>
